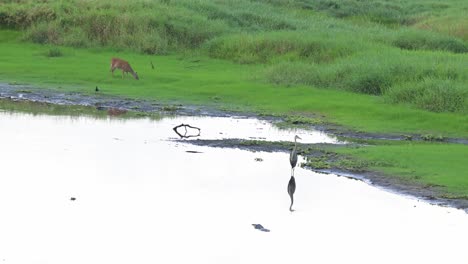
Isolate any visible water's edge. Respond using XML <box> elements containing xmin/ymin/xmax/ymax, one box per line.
<box><xmin>2</xmin><ymin>83</ymin><xmax>467</xmax><ymax>144</ymax></box>
<box><xmin>179</xmin><ymin>138</ymin><xmax>468</xmax><ymax>212</ymax></box>
<box><xmin>1</xmin><ymin>83</ymin><xmax>467</xmax><ymax>212</ymax></box>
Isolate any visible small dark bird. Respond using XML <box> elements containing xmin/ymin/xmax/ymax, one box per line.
<box><xmin>252</xmin><ymin>224</ymin><xmax>270</xmax><ymax>232</ymax></box>
<box><xmin>150</xmin><ymin>61</ymin><xmax>155</xmax><ymax>70</ymax></box>
<box><xmin>290</xmin><ymin>135</ymin><xmax>301</xmax><ymax>177</ymax></box>
<box><xmin>95</xmin><ymin>86</ymin><xmax>99</xmax><ymax>92</ymax></box>
<box><xmin>287</xmin><ymin>176</ymin><xmax>296</xmax><ymax>212</ymax></box>
<box><xmin>70</xmin><ymin>197</ymin><xmax>76</xmax><ymax>201</ymax></box>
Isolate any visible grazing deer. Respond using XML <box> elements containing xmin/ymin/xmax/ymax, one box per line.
<box><xmin>110</xmin><ymin>58</ymin><xmax>139</xmax><ymax>80</ymax></box>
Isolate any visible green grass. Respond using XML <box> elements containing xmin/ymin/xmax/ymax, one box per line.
<box><xmin>1</xmin><ymin>0</ymin><xmax>467</xmax><ymax>114</ymax></box>
<box><xmin>336</xmin><ymin>143</ymin><xmax>468</xmax><ymax>197</ymax></box>
<box><xmin>1</xmin><ymin>30</ymin><xmax>467</xmax><ymax>138</ymax></box>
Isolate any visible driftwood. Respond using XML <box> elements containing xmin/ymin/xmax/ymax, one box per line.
<box><xmin>173</xmin><ymin>124</ymin><xmax>201</xmax><ymax>138</ymax></box>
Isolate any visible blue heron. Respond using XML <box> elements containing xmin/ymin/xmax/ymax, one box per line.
<box><xmin>290</xmin><ymin>135</ymin><xmax>301</xmax><ymax>176</ymax></box>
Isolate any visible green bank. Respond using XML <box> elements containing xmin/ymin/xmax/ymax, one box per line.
<box><xmin>335</xmin><ymin>142</ymin><xmax>468</xmax><ymax>198</ymax></box>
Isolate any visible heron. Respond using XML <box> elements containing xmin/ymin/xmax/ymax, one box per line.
<box><xmin>290</xmin><ymin>135</ymin><xmax>301</xmax><ymax>177</ymax></box>
<box><xmin>287</xmin><ymin>176</ymin><xmax>296</xmax><ymax>212</ymax></box>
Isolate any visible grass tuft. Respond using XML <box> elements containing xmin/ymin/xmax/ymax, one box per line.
<box><xmin>385</xmin><ymin>79</ymin><xmax>467</xmax><ymax>113</ymax></box>
<box><xmin>206</xmin><ymin>31</ymin><xmax>365</xmax><ymax>64</ymax></box>
<box><xmin>393</xmin><ymin>30</ymin><xmax>468</xmax><ymax>53</ymax></box>
<box><xmin>45</xmin><ymin>47</ymin><xmax>63</xmax><ymax>57</ymax></box>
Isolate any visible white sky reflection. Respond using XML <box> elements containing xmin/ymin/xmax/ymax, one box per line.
<box><xmin>0</xmin><ymin>112</ymin><xmax>467</xmax><ymax>264</ymax></box>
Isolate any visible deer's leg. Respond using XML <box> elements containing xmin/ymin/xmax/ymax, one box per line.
<box><xmin>122</xmin><ymin>70</ymin><xmax>125</xmax><ymax>79</ymax></box>
<box><xmin>110</xmin><ymin>67</ymin><xmax>115</xmax><ymax>77</ymax></box>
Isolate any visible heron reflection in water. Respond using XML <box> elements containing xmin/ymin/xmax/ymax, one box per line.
<box><xmin>287</xmin><ymin>176</ymin><xmax>296</xmax><ymax>212</ymax></box>
<box><xmin>287</xmin><ymin>135</ymin><xmax>301</xmax><ymax>212</ymax></box>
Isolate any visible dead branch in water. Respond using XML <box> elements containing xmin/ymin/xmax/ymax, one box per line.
<box><xmin>173</xmin><ymin>124</ymin><xmax>201</xmax><ymax>138</ymax></box>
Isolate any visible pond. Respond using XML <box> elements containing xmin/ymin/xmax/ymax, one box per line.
<box><xmin>0</xmin><ymin>111</ymin><xmax>467</xmax><ymax>264</ymax></box>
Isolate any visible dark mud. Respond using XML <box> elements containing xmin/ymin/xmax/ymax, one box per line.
<box><xmin>0</xmin><ymin>83</ymin><xmax>250</xmax><ymax>118</ymax></box>
<box><xmin>308</xmin><ymin>123</ymin><xmax>468</xmax><ymax>145</ymax></box>
<box><xmin>179</xmin><ymin>138</ymin><xmax>337</xmax><ymax>153</ymax></box>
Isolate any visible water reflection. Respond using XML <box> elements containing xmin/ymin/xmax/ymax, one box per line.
<box><xmin>287</xmin><ymin>176</ymin><xmax>296</xmax><ymax>212</ymax></box>
<box><xmin>0</xmin><ymin>111</ymin><xmax>339</xmax><ymax>144</ymax></box>
<box><xmin>1</xmin><ymin>112</ymin><xmax>467</xmax><ymax>264</ymax></box>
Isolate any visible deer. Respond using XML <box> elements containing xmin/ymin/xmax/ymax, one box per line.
<box><xmin>110</xmin><ymin>58</ymin><xmax>139</xmax><ymax>80</ymax></box>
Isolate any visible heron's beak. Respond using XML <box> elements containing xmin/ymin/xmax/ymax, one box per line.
<box><xmin>297</xmin><ymin>136</ymin><xmax>302</xmax><ymax>140</ymax></box>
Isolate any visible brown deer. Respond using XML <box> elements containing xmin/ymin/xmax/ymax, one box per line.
<box><xmin>110</xmin><ymin>58</ymin><xmax>139</xmax><ymax>80</ymax></box>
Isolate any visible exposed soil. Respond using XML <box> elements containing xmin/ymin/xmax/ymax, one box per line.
<box><xmin>0</xmin><ymin>83</ymin><xmax>257</xmax><ymax>118</ymax></box>
<box><xmin>1</xmin><ymin>83</ymin><xmax>468</xmax><ymax>212</ymax></box>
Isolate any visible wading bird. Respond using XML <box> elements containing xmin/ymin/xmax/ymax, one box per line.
<box><xmin>95</xmin><ymin>86</ymin><xmax>99</xmax><ymax>92</ymax></box>
<box><xmin>287</xmin><ymin>176</ymin><xmax>296</xmax><ymax>212</ymax></box>
<box><xmin>290</xmin><ymin>135</ymin><xmax>301</xmax><ymax>176</ymax></box>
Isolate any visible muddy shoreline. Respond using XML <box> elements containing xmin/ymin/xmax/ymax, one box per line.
<box><xmin>182</xmin><ymin>138</ymin><xmax>468</xmax><ymax>212</ymax></box>
<box><xmin>0</xmin><ymin>83</ymin><xmax>244</xmax><ymax>118</ymax></box>
<box><xmin>2</xmin><ymin>83</ymin><xmax>467</xmax><ymax>145</ymax></box>
<box><xmin>1</xmin><ymin>83</ymin><xmax>468</xmax><ymax>212</ymax></box>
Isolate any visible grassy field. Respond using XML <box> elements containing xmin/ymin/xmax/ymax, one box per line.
<box><xmin>0</xmin><ymin>0</ymin><xmax>467</xmax><ymax>199</ymax></box>
<box><xmin>1</xmin><ymin>30</ymin><xmax>467</xmax><ymax>138</ymax></box>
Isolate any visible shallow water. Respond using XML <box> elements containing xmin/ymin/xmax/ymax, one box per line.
<box><xmin>0</xmin><ymin>112</ymin><xmax>467</xmax><ymax>264</ymax></box>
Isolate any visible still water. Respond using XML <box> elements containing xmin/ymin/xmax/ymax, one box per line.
<box><xmin>0</xmin><ymin>112</ymin><xmax>467</xmax><ymax>264</ymax></box>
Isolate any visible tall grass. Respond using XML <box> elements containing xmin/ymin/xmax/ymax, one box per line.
<box><xmin>392</xmin><ymin>29</ymin><xmax>467</xmax><ymax>53</ymax></box>
<box><xmin>264</xmin><ymin>49</ymin><xmax>468</xmax><ymax>113</ymax></box>
<box><xmin>206</xmin><ymin>31</ymin><xmax>369</xmax><ymax>64</ymax></box>
<box><xmin>302</xmin><ymin>0</ymin><xmax>408</xmax><ymax>25</ymax></box>
<box><xmin>2</xmin><ymin>0</ymin><xmax>466</xmax><ymax>53</ymax></box>
<box><xmin>1</xmin><ymin>0</ymin><xmax>231</xmax><ymax>53</ymax></box>
<box><xmin>386</xmin><ymin>79</ymin><xmax>467</xmax><ymax>113</ymax></box>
